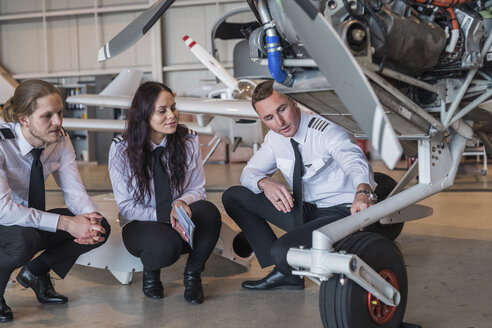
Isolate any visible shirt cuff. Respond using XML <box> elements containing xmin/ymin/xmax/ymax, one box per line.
<box><xmin>351</xmin><ymin>173</ymin><xmax>375</xmax><ymax>190</ymax></box>
<box><xmin>243</xmin><ymin>175</ymin><xmax>266</xmax><ymax>194</ymax></box>
<box><xmin>39</xmin><ymin>212</ymin><xmax>62</xmax><ymax>232</ymax></box>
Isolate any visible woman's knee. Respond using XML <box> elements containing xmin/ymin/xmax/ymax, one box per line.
<box><xmin>142</xmin><ymin>242</ymin><xmax>182</xmax><ymax>268</ymax></box>
<box><xmin>123</xmin><ymin>222</ymin><xmax>183</xmax><ymax>267</ymax></box>
<box><xmin>192</xmin><ymin>200</ymin><xmax>221</xmax><ymax>228</ymax></box>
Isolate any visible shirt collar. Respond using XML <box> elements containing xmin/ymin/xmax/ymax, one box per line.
<box><xmin>151</xmin><ymin>135</ymin><xmax>168</xmax><ymax>150</ymax></box>
<box><xmin>15</xmin><ymin>123</ymin><xmax>46</xmax><ymax>156</ymax></box>
<box><xmin>291</xmin><ymin>109</ymin><xmax>309</xmax><ymax>145</ymax></box>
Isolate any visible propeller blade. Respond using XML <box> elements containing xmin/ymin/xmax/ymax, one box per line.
<box><xmin>183</xmin><ymin>35</ymin><xmax>239</xmax><ymax>91</ymax></box>
<box><xmin>281</xmin><ymin>0</ymin><xmax>402</xmax><ymax>169</ymax></box>
<box><xmin>98</xmin><ymin>0</ymin><xmax>175</xmax><ymax>61</ymax></box>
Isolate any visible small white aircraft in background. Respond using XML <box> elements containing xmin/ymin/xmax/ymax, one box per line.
<box><xmin>66</xmin><ymin>33</ymin><xmax>266</xmax><ymax>163</ymax></box>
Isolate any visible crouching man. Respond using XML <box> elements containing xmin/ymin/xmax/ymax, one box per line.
<box><xmin>0</xmin><ymin>80</ymin><xmax>110</xmax><ymax>322</ymax></box>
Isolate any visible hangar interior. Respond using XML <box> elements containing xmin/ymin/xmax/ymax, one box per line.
<box><xmin>1</xmin><ymin>0</ymin><xmax>492</xmax><ymax>327</ymax></box>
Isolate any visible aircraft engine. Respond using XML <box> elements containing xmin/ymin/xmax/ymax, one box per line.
<box><xmin>325</xmin><ymin>0</ymin><xmax>484</xmax><ymax>73</ymax></box>
<box><xmin>260</xmin><ymin>0</ymin><xmax>489</xmax><ymax>75</ymax></box>
<box><xmin>364</xmin><ymin>2</ymin><xmax>447</xmax><ymax>72</ymax></box>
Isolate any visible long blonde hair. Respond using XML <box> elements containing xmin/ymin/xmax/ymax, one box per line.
<box><xmin>2</xmin><ymin>79</ymin><xmax>60</xmax><ymax>123</ymax></box>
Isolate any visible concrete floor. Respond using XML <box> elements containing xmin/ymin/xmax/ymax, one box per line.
<box><xmin>2</xmin><ymin>159</ymin><xmax>492</xmax><ymax>328</ymax></box>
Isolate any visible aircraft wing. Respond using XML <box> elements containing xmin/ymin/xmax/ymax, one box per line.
<box><xmin>67</xmin><ymin>94</ymin><xmax>132</xmax><ymax>109</ymax></box>
<box><xmin>66</xmin><ymin>93</ymin><xmax>257</xmax><ymax>119</ymax></box>
<box><xmin>177</xmin><ymin>97</ymin><xmax>257</xmax><ymax>119</ymax></box>
<box><xmin>281</xmin><ymin>0</ymin><xmax>403</xmax><ymax>169</ymax></box>
<box><xmin>61</xmin><ymin>118</ymin><xmax>213</xmax><ymax>136</ymax></box>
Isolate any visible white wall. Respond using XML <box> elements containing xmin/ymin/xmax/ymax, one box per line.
<box><xmin>0</xmin><ymin>0</ymin><xmax>255</xmax><ymax>95</ymax></box>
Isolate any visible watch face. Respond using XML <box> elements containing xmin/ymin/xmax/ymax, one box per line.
<box><xmin>357</xmin><ymin>190</ymin><xmax>377</xmax><ymax>202</ymax></box>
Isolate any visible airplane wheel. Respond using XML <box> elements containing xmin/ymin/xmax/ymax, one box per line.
<box><xmin>365</xmin><ymin>172</ymin><xmax>404</xmax><ymax>241</ymax></box>
<box><xmin>319</xmin><ymin>232</ymin><xmax>407</xmax><ymax>328</ymax></box>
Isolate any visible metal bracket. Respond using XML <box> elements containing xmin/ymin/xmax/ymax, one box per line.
<box><xmin>202</xmin><ymin>135</ymin><xmax>222</xmax><ymax>164</ymax></box>
<box><xmin>289</xmin><ymin>249</ymin><xmax>400</xmax><ymax>306</ymax></box>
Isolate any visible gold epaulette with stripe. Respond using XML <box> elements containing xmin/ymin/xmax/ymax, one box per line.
<box><xmin>112</xmin><ymin>136</ymin><xmax>124</xmax><ymax>144</ymax></box>
<box><xmin>308</xmin><ymin>117</ymin><xmax>329</xmax><ymax>132</ymax></box>
<box><xmin>0</xmin><ymin>128</ymin><xmax>15</xmax><ymax>140</ymax></box>
<box><xmin>187</xmin><ymin>128</ymin><xmax>197</xmax><ymax>135</ymax></box>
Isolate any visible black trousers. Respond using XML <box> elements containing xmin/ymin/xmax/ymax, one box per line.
<box><xmin>222</xmin><ymin>185</ymin><xmax>351</xmax><ymax>275</ymax></box>
<box><xmin>0</xmin><ymin>208</ymin><xmax>111</xmax><ymax>297</ymax></box>
<box><xmin>122</xmin><ymin>200</ymin><xmax>221</xmax><ymax>273</ymax></box>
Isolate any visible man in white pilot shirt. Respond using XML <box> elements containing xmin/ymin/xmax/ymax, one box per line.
<box><xmin>222</xmin><ymin>80</ymin><xmax>377</xmax><ymax>290</ymax></box>
<box><xmin>0</xmin><ymin>80</ymin><xmax>110</xmax><ymax>322</ymax></box>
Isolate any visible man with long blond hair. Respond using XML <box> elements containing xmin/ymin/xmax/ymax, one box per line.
<box><xmin>0</xmin><ymin>79</ymin><xmax>110</xmax><ymax>322</ymax></box>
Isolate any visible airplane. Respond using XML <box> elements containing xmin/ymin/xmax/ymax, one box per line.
<box><xmin>67</xmin><ymin>35</ymin><xmax>264</xmax><ymax>163</ymax></box>
<box><xmin>72</xmin><ymin>0</ymin><xmax>492</xmax><ymax>327</ymax></box>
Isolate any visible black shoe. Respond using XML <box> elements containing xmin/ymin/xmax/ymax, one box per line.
<box><xmin>0</xmin><ymin>298</ymin><xmax>13</xmax><ymax>322</ymax></box>
<box><xmin>241</xmin><ymin>268</ymin><xmax>304</xmax><ymax>290</ymax></box>
<box><xmin>183</xmin><ymin>271</ymin><xmax>204</xmax><ymax>305</ymax></box>
<box><xmin>16</xmin><ymin>266</ymin><xmax>68</xmax><ymax>304</ymax></box>
<box><xmin>142</xmin><ymin>269</ymin><xmax>163</xmax><ymax>299</ymax></box>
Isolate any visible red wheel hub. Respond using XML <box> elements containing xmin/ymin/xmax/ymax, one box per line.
<box><xmin>367</xmin><ymin>269</ymin><xmax>399</xmax><ymax>324</ymax></box>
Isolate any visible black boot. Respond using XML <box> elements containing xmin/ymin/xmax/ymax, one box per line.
<box><xmin>16</xmin><ymin>266</ymin><xmax>68</xmax><ymax>304</ymax></box>
<box><xmin>183</xmin><ymin>271</ymin><xmax>204</xmax><ymax>305</ymax></box>
<box><xmin>142</xmin><ymin>269</ymin><xmax>163</xmax><ymax>299</ymax></box>
<box><xmin>0</xmin><ymin>297</ymin><xmax>13</xmax><ymax>322</ymax></box>
<box><xmin>241</xmin><ymin>267</ymin><xmax>304</xmax><ymax>290</ymax></box>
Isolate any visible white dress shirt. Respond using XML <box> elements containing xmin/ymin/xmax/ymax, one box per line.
<box><xmin>0</xmin><ymin>122</ymin><xmax>99</xmax><ymax>232</ymax></box>
<box><xmin>108</xmin><ymin>132</ymin><xmax>206</xmax><ymax>227</ymax></box>
<box><xmin>241</xmin><ymin>109</ymin><xmax>375</xmax><ymax>208</ymax></box>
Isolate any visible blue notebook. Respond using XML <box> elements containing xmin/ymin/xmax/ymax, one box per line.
<box><xmin>176</xmin><ymin>206</ymin><xmax>195</xmax><ymax>248</ymax></box>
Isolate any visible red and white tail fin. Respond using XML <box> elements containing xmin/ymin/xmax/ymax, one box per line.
<box><xmin>183</xmin><ymin>35</ymin><xmax>239</xmax><ymax>91</ymax></box>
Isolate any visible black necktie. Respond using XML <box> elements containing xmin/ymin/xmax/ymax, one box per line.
<box><xmin>153</xmin><ymin>147</ymin><xmax>172</xmax><ymax>223</ymax></box>
<box><xmin>291</xmin><ymin>139</ymin><xmax>304</xmax><ymax>227</ymax></box>
<box><xmin>28</xmin><ymin>148</ymin><xmax>45</xmax><ymax>211</ymax></box>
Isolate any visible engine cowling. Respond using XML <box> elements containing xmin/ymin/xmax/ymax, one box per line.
<box><xmin>367</xmin><ymin>5</ymin><xmax>447</xmax><ymax>71</ymax></box>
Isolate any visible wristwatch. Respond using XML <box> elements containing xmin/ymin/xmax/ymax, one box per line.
<box><xmin>356</xmin><ymin>189</ymin><xmax>378</xmax><ymax>202</ymax></box>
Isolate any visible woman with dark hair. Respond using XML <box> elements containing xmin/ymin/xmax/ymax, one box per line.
<box><xmin>108</xmin><ymin>81</ymin><xmax>221</xmax><ymax>304</ymax></box>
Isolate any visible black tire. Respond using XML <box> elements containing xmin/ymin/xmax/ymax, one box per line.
<box><xmin>320</xmin><ymin>232</ymin><xmax>407</xmax><ymax>328</ymax></box>
<box><xmin>232</xmin><ymin>231</ymin><xmax>253</xmax><ymax>258</ymax></box>
<box><xmin>365</xmin><ymin>172</ymin><xmax>404</xmax><ymax>240</ymax></box>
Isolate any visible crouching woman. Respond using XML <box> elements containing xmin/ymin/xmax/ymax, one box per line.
<box><xmin>108</xmin><ymin>81</ymin><xmax>221</xmax><ymax>304</ymax></box>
